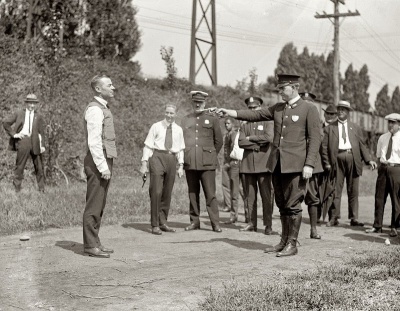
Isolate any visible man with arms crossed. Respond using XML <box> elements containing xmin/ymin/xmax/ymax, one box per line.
<box><xmin>83</xmin><ymin>74</ymin><xmax>117</xmax><ymax>258</ymax></box>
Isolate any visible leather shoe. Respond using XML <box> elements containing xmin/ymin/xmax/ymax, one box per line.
<box><xmin>84</xmin><ymin>247</ymin><xmax>110</xmax><ymax>258</ymax></box>
<box><xmin>213</xmin><ymin>226</ymin><xmax>222</xmax><ymax>233</ymax></box>
<box><xmin>185</xmin><ymin>223</ymin><xmax>200</xmax><ymax>231</ymax></box>
<box><xmin>160</xmin><ymin>224</ymin><xmax>176</xmax><ymax>232</ymax></box>
<box><xmin>389</xmin><ymin>228</ymin><xmax>398</xmax><ymax>237</ymax></box>
<box><xmin>350</xmin><ymin>219</ymin><xmax>364</xmax><ymax>227</ymax></box>
<box><xmin>326</xmin><ymin>218</ymin><xmax>339</xmax><ymax>227</ymax></box>
<box><xmin>239</xmin><ymin>224</ymin><xmax>256</xmax><ymax>232</ymax></box>
<box><xmin>152</xmin><ymin>227</ymin><xmax>162</xmax><ymax>235</ymax></box>
<box><xmin>224</xmin><ymin>218</ymin><xmax>237</xmax><ymax>224</ymax></box>
<box><xmin>365</xmin><ymin>227</ymin><xmax>382</xmax><ymax>233</ymax></box>
<box><xmin>264</xmin><ymin>227</ymin><xmax>278</xmax><ymax>235</ymax></box>
<box><xmin>99</xmin><ymin>245</ymin><xmax>114</xmax><ymax>253</ymax></box>
<box><xmin>221</xmin><ymin>208</ymin><xmax>230</xmax><ymax>212</ymax></box>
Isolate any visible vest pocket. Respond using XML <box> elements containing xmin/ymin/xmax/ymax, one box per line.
<box><xmin>202</xmin><ymin>147</ymin><xmax>216</xmax><ymax>166</ymax></box>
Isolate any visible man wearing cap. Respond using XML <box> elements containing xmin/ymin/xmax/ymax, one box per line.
<box><xmin>237</xmin><ymin>96</ymin><xmax>275</xmax><ymax>235</ymax></box>
<box><xmin>4</xmin><ymin>94</ymin><xmax>46</xmax><ymax>192</ymax></box>
<box><xmin>82</xmin><ymin>74</ymin><xmax>117</xmax><ymax>258</ymax></box>
<box><xmin>322</xmin><ymin>100</ymin><xmax>377</xmax><ymax>228</ymax></box>
<box><xmin>217</xmin><ymin>74</ymin><xmax>321</xmax><ymax>257</ymax></box>
<box><xmin>182</xmin><ymin>91</ymin><xmax>223</xmax><ymax>232</ymax></box>
<box><xmin>366</xmin><ymin>113</ymin><xmax>400</xmax><ymax>237</ymax></box>
<box><xmin>140</xmin><ymin>104</ymin><xmax>185</xmax><ymax>235</ymax></box>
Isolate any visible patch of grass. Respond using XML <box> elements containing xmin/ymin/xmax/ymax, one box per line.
<box><xmin>199</xmin><ymin>248</ymin><xmax>400</xmax><ymax>311</ymax></box>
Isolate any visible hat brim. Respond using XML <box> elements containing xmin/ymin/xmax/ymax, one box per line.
<box><xmin>25</xmin><ymin>99</ymin><xmax>39</xmax><ymax>103</ymax></box>
<box><xmin>337</xmin><ymin>105</ymin><xmax>353</xmax><ymax>111</ymax></box>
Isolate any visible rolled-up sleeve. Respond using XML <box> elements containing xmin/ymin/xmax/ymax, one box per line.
<box><xmin>85</xmin><ymin>106</ymin><xmax>109</xmax><ymax>173</ymax></box>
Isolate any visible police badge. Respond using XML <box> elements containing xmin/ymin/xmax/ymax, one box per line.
<box><xmin>292</xmin><ymin>115</ymin><xmax>299</xmax><ymax>122</ymax></box>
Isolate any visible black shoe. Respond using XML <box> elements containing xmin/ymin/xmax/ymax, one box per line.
<box><xmin>365</xmin><ymin>227</ymin><xmax>382</xmax><ymax>233</ymax></box>
<box><xmin>389</xmin><ymin>228</ymin><xmax>398</xmax><ymax>237</ymax></box>
<box><xmin>160</xmin><ymin>224</ymin><xmax>176</xmax><ymax>232</ymax></box>
<box><xmin>239</xmin><ymin>224</ymin><xmax>256</xmax><ymax>232</ymax></box>
<box><xmin>224</xmin><ymin>218</ymin><xmax>237</xmax><ymax>224</ymax></box>
<box><xmin>213</xmin><ymin>226</ymin><xmax>222</xmax><ymax>233</ymax></box>
<box><xmin>350</xmin><ymin>219</ymin><xmax>364</xmax><ymax>227</ymax></box>
<box><xmin>152</xmin><ymin>227</ymin><xmax>162</xmax><ymax>235</ymax></box>
<box><xmin>84</xmin><ymin>247</ymin><xmax>110</xmax><ymax>258</ymax></box>
<box><xmin>264</xmin><ymin>227</ymin><xmax>278</xmax><ymax>235</ymax></box>
<box><xmin>185</xmin><ymin>223</ymin><xmax>200</xmax><ymax>231</ymax></box>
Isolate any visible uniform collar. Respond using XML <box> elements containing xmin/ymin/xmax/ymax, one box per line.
<box><xmin>287</xmin><ymin>95</ymin><xmax>301</xmax><ymax>107</ymax></box>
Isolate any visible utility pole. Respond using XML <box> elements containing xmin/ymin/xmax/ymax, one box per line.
<box><xmin>189</xmin><ymin>0</ymin><xmax>217</xmax><ymax>85</ymax></box>
<box><xmin>315</xmin><ymin>0</ymin><xmax>359</xmax><ymax>105</ymax></box>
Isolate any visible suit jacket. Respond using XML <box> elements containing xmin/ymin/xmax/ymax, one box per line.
<box><xmin>237</xmin><ymin>98</ymin><xmax>321</xmax><ymax>174</ymax></box>
<box><xmin>3</xmin><ymin>110</ymin><xmax>45</xmax><ymax>155</ymax></box>
<box><xmin>182</xmin><ymin>111</ymin><xmax>223</xmax><ymax>170</ymax></box>
<box><xmin>321</xmin><ymin>120</ymin><xmax>372</xmax><ymax>177</ymax></box>
<box><xmin>238</xmin><ymin>120</ymin><xmax>274</xmax><ymax>173</ymax></box>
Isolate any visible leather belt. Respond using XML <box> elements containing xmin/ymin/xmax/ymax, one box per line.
<box><xmin>154</xmin><ymin>149</ymin><xmax>176</xmax><ymax>155</ymax></box>
<box><xmin>381</xmin><ymin>163</ymin><xmax>400</xmax><ymax>167</ymax></box>
<box><xmin>338</xmin><ymin>149</ymin><xmax>352</xmax><ymax>154</ymax></box>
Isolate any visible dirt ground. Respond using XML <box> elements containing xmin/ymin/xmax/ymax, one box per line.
<box><xmin>0</xmin><ymin>195</ymin><xmax>398</xmax><ymax>311</ymax></box>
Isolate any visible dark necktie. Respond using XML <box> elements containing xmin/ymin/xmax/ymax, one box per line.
<box><xmin>29</xmin><ymin>111</ymin><xmax>32</xmax><ymax>134</ymax></box>
<box><xmin>386</xmin><ymin>133</ymin><xmax>393</xmax><ymax>160</ymax></box>
<box><xmin>341</xmin><ymin>122</ymin><xmax>346</xmax><ymax>144</ymax></box>
<box><xmin>165</xmin><ymin>124</ymin><xmax>173</xmax><ymax>150</ymax></box>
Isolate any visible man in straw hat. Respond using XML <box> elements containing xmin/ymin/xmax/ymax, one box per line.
<box><xmin>4</xmin><ymin>94</ymin><xmax>46</xmax><ymax>192</ymax></box>
<box><xmin>321</xmin><ymin>100</ymin><xmax>377</xmax><ymax>228</ymax></box>
<box><xmin>217</xmin><ymin>74</ymin><xmax>322</xmax><ymax>257</ymax></box>
<box><xmin>365</xmin><ymin>113</ymin><xmax>400</xmax><ymax>237</ymax></box>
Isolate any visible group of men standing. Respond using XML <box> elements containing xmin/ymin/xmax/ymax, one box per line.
<box><xmin>3</xmin><ymin>73</ymin><xmax>400</xmax><ymax>259</ymax></box>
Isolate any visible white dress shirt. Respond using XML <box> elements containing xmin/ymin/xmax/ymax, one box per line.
<box><xmin>85</xmin><ymin>96</ymin><xmax>109</xmax><ymax>173</ymax></box>
<box><xmin>19</xmin><ymin>109</ymin><xmax>34</xmax><ymax>136</ymax></box>
<box><xmin>141</xmin><ymin>119</ymin><xmax>185</xmax><ymax>164</ymax></box>
<box><xmin>376</xmin><ymin>131</ymin><xmax>400</xmax><ymax>164</ymax></box>
<box><xmin>338</xmin><ymin>120</ymin><xmax>352</xmax><ymax>150</ymax></box>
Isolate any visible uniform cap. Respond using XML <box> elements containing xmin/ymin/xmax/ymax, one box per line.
<box><xmin>276</xmin><ymin>74</ymin><xmax>300</xmax><ymax>88</ymax></box>
<box><xmin>323</xmin><ymin>104</ymin><xmax>337</xmax><ymax>114</ymax></box>
<box><xmin>337</xmin><ymin>100</ymin><xmax>353</xmax><ymax>111</ymax></box>
<box><xmin>299</xmin><ymin>92</ymin><xmax>316</xmax><ymax>100</ymax></box>
<box><xmin>25</xmin><ymin>94</ymin><xmax>39</xmax><ymax>102</ymax></box>
<box><xmin>190</xmin><ymin>90</ymin><xmax>208</xmax><ymax>102</ymax></box>
<box><xmin>244</xmin><ymin>96</ymin><xmax>263</xmax><ymax>105</ymax></box>
<box><xmin>385</xmin><ymin>113</ymin><xmax>400</xmax><ymax>122</ymax></box>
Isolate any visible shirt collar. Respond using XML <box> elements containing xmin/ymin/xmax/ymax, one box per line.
<box><xmin>94</xmin><ymin>96</ymin><xmax>108</xmax><ymax>107</ymax></box>
<box><xmin>26</xmin><ymin>109</ymin><xmax>34</xmax><ymax>114</ymax></box>
<box><xmin>288</xmin><ymin>95</ymin><xmax>301</xmax><ymax>106</ymax></box>
<box><xmin>338</xmin><ymin>119</ymin><xmax>348</xmax><ymax>124</ymax></box>
<box><xmin>163</xmin><ymin>119</ymin><xmax>175</xmax><ymax>127</ymax></box>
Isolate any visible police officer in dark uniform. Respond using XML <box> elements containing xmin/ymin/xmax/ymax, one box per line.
<box><xmin>182</xmin><ymin>91</ymin><xmax>223</xmax><ymax>232</ymax></box>
<box><xmin>238</xmin><ymin>96</ymin><xmax>275</xmax><ymax>235</ymax></box>
<box><xmin>217</xmin><ymin>74</ymin><xmax>321</xmax><ymax>257</ymax></box>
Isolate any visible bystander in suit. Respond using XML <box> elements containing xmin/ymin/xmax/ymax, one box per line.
<box><xmin>82</xmin><ymin>75</ymin><xmax>117</xmax><ymax>258</ymax></box>
<box><xmin>366</xmin><ymin>113</ymin><xmax>400</xmax><ymax>237</ymax></box>
<box><xmin>221</xmin><ymin>118</ymin><xmax>234</xmax><ymax>213</ymax></box>
<box><xmin>217</xmin><ymin>74</ymin><xmax>322</xmax><ymax>257</ymax></box>
<box><xmin>3</xmin><ymin>94</ymin><xmax>46</xmax><ymax>192</ymax></box>
<box><xmin>238</xmin><ymin>96</ymin><xmax>275</xmax><ymax>235</ymax></box>
<box><xmin>140</xmin><ymin>104</ymin><xmax>185</xmax><ymax>235</ymax></box>
<box><xmin>182</xmin><ymin>91</ymin><xmax>223</xmax><ymax>232</ymax></box>
<box><xmin>321</xmin><ymin>100</ymin><xmax>377</xmax><ymax>228</ymax></box>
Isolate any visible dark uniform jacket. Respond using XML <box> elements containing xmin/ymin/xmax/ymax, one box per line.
<box><xmin>3</xmin><ymin>110</ymin><xmax>45</xmax><ymax>155</ymax></box>
<box><xmin>321</xmin><ymin>120</ymin><xmax>372</xmax><ymax>177</ymax></box>
<box><xmin>182</xmin><ymin>111</ymin><xmax>223</xmax><ymax>170</ymax></box>
<box><xmin>238</xmin><ymin>120</ymin><xmax>274</xmax><ymax>173</ymax></box>
<box><xmin>237</xmin><ymin>98</ymin><xmax>321</xmax><ymax>174</ymax></box>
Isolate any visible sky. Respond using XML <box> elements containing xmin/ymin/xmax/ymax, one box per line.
<box><xmin>131</xmin><ymin>0</ymin><xmax>400</xmax><ymax>108</ymax></box>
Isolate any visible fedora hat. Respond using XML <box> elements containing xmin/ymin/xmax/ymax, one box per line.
<box><xmin>337</xmin><ymin>100</ymin><xmax>353</xmax><ymax>111</ymax></box>
<box><xmin>25</xmin><ymin>94</ymin><xmax>39</xmax><ymax>103</ymax></box>
<box><xmin>323</xmin><ymin>104</ymin><xmax>337</xmax><ymax>114</ymax></box>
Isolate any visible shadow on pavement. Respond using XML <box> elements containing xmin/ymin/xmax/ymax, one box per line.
<box><xmin>169</xmin><ymin>238</ymin><xmax>271</xmax><ymax>250</ymax></box>
<box><xmin>55</xmin><ymin>240</ymin><xmax>85</xmax><ymax>256</ymax></box>
<box><xmin>122</xmin><ymin>221</ymin><xmax>188</xmax><ymax>233</ymax></box>
<box><xmin>343</xmin><ymin>233</ymin><xmax>388</xmax><ymax>243</ymax></box>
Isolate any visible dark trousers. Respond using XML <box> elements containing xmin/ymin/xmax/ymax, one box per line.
<box><xmin>272</xmin><ymin>163</ymin><xmax>306</xmax><ymax>216</ymax></box>
<box><xmin>149</xmin><ymin>151</ymin><xmax>176</xmax><ymax>227</ymax></box>
<box><xmin>243</xmin><ymin>172</ymin><xmax>274</xmax><ymax>228</ymax></box>
<box><xmin>373</xmin><ymin>165</ymin><xmax>400</xmax><ymax>229</ymax></box>
<box><xmin>333</xmin><ymin>152</ymin><xmax>359</xmax><ymax>220</ymax></box>
<box><xmin>228</xmin><ymin>160</ymin><xmax>241</xmax><ymax>219</ymax></box>
<box><xmin>14</xmin><ymin>137</ymin><xmax>44</xmax><ymax>190</ymax></box>
<box><xmin>83</xmin><ymin>152</ymin><xmax>113</xmax><ymax>248</ymax></box>
<box><xmin>240</xmin><ymin>173</ymin><xmax>248</xmax><ymax>221</ymax></box>
<box><xmin>185</xmin><ymin>170</ymin><xmax>219</xmax><ymax>226</ymax></box>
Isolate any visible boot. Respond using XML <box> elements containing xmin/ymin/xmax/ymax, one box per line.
<box><xmin>264</xmin><ymin>216</ymin><xmax>289</xmax><ymax>253</ymax></box>
<box><xmin>308</xmin><ymin>206</ymin><xmax>321</xmax><ymax>239</ymax></box>
<box><xmin>276</xmin><ymin>214</ymin><xmax>302</xmax><ymax>257</ymax></box>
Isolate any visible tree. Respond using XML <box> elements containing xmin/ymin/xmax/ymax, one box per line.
<box><xmin>391</xmin><ymin>86</ymin><xmax>400</xmax><ymax>114</ymax></box>
<box><xmin>160</xmin><ymin>46</ymin><xmax>177</xmax><ymax>90</ymax></box>
<box><xmin>375</xmin><ymin>84</ymin><xmax>391</xmax><ymax>117</ymax></box>
<box><xmin>247</xmin><ymin>68</ymin><xmax>258</xmax><ymax>95</ymax></box>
